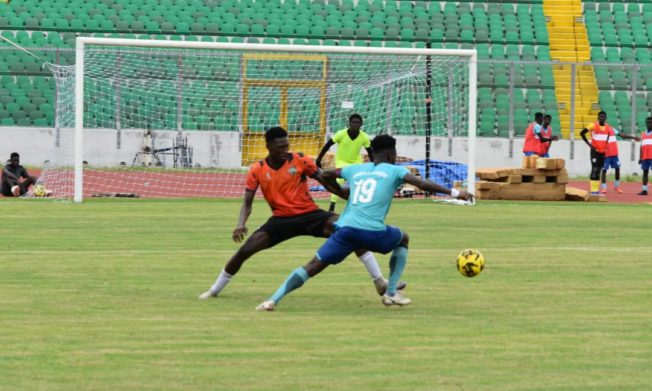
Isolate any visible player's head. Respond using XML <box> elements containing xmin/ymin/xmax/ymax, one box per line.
<box><xmin>646</xmin><ymin>117</ymin><xmax>652</xmax><ymax>130</ymax></box>
<box><xmin>543</xmin><ymin>114</ymin><xmax>552</xmax><ymax>127</ymax></box>
<box><xmin>534</xmin><ymin>112</ymin><xmax>543</xmax><ymax>123</ymax></box>
<box><xmin>598</xmin><ymin>111</ymin><xmax>607</xmax><ymax>123</ymax></box>
<box><xmin>349</xmin><ymin>113</ymin><xmax>363</xmax><ymax>131</ymax></box>
<box><xmin>9</xmin><ymin>152</ymin><xmax>19</xmax><ymax>166</ymax></box>
<box><xmin>371</xmin><ymin>134</ymin><xmax>397</xmax><ymax>164</ymax></box>
<box><xmin>265</xmin><ymin>126</ymin><xmax>290</xmax><ymax>160</ymax></box>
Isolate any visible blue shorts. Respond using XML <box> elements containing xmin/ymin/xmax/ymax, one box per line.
<box><xmin>315</xmin><ymin>225</ymin><xmax>403</xmax><ymax>264</ymax></box>
<box><xmin>641</xmin><ymin>160</ymin><xmax>652</xmax><ymax>171</ymax></box>
<box><xmin>539</xmin><ymin>153</ymin><xmax>550</xmax><ymax>158</ymax></box>
<box><xmin>603</xmin><ymin>156</ymin><xmax>621</xmax><ymax>170</ymax></box>
<box><xmin>523</xmin><ymin>152</ymin><xmax>538</xmax><ymax>156</ymax></box>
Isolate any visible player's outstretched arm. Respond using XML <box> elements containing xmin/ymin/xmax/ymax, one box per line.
<box><xmin>314</xmin><ymin>168</ymin><xmax>349</xmax><ymax>200</ymax></box>
<box><xmin>403</xmin><ymin>173</ymin><xmax>474</xmax><ymax>202</ymax></box>
<box><xmin>233</xmin><ymin>189</ymin><xmax>256</xmax><ymax>242</ymax></box>
<box><xmin>620</xmin><ymin>132</ymin><xmax>641</xmax><ymax>142</ymax></box>
<box><xmin>315</xmin><ymin>139</ymin><xmax>335</xmax><ymax>168</ymax></box>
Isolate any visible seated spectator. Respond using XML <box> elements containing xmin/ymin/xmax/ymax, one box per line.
<box><xmin>1</xmin><ymin>152</ymin><xmax>37</xmax><ymax>197</ymax></box>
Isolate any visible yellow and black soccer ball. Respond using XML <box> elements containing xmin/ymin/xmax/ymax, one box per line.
<box><xmin>32</xmin><ymin>184</ymin><xmax>47</xmax><ymax>197</ymax></box>
<box><xmin>456</xmin><ymin>249</ymin><xmax>485</xmax><ymax>277</ymax></box>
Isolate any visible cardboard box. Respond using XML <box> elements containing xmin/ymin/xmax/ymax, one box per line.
<box><xmin>565</xmin><ymin>186</ymin><xmax>589</xmax><ymax>201</ymax></box>
<box><xmin>476</xmin><ymin>168</ymin><xmax>513</xmax><ymax>180</ymax></box>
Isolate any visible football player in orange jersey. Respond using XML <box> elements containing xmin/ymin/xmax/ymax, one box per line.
<box><xmin>199</xmin><ymin>126</ymin><xmax>403</xmax><ymax>300</ymax></box>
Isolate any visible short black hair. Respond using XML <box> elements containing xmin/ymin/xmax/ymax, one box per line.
<box><xmin>265</xmin><ymin>126</ymin><xmax>288</xmax><ymax>143</ymax></box>
<box><xmin>371</xmin><ymin>134</ymin><xmax>396</xmax><ymax>153</ymax></box>
<box><xmin>544</xmin><ymin>114</ymin><xmax>552</xmax><ymax>119</ymax></box>
<box><xmin>349</xmin><ymin>113</ymin><xmax>363</xmax><ymax>123</ymax></box>
<box><xmin>534</xmin><ymin>112</ymin><xmax>544</xmax><ymax>119</ymax></box>
<box><xmin>10</xmin><ymin>152</ymin><xmax>19</xmax><ymax>159</ymax></box>
<box><xmin>598</xmin><ymin>111</ymin><xmax>607</xmax><ymax>116</ymax></box>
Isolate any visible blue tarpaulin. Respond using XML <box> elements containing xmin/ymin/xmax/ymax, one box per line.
<box><xmin>396</xmin><ymin>159</ymin><xmax>467</xmax><ymax>190</ymax></box>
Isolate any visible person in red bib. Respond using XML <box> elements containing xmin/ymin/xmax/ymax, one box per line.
<box><xmin>198</xmin><ymin>126</ymin><xmax>402</xmax><ymax>301</ymax></box>
<box><xmin>598</xmin><ymin>118</ymin><xmax>639</xmax><ymax>194</ymax></box>
<box><xmin>638</xmin><ymin>117</ymin><xmax>652</xmax><ymax>196</ymax></box>
<box><xmin>523</xmin><ymin>112</ymin><xmax>558</xmax><ymax>157</ymax></box>
<box><xmin>538</xmin><ymin>114</ymin><xmax>558</xmax><ymax>157</ymax></box>
<box><xmin>581</xmin><ymin>111</ymin><xmax>612</xmax><ymax>195</ymax></box>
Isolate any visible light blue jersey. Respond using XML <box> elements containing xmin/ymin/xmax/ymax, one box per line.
<box><xmin>336</xmin><ymin>162</ymin><xmax>409</xmax><ymax>231</ymax></box>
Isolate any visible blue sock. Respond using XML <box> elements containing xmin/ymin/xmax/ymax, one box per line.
<box><xmin>270</xmin><ymin>267</ymin><xmax>309</xmax><ymax>304</ymax></box>
<box><xmin>600</xmin><ymin>182</ymin><xmax>607</xmax><ymax>189</ymax></box>
<box><xmin>643</xmin><ymin>185</ymin><xmax>648</xmax><ymax>191</ymax></box>
<box><xmin>387</xmin><ymin>247</ymin><xmax>408</xmax><ymax>296</ymax></box>
<box><xmin>614</xmin><ymin>180</ymin><xmax>620</xmax><ymax>188</ymax></box>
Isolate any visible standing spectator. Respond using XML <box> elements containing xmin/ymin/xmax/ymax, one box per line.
<box><xmin>638</xmin><ymin>117</ymin><xmax>652</xmax><ymax>196</ymax></box>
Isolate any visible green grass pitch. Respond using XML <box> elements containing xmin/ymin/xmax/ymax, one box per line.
<box><xmin>1</xmin><ymin>198</ymin><xmax>651</xmax><ymax>390</ymax></box>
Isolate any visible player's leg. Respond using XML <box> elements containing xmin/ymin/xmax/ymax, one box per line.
<box><xmin>328</xmin><ymin>178</ymin><xmax>346</xmax><ymax>212</ymax></box>
<box><xmin>600</xmin><ymin>157</ymin><xmax>612</xmax><ymax>194</ymax></box>
<box><xmin>18</xmin><ymin>176</ymin><xmax>36</xmax><ymax>195</ymax></box>
<box><xmin>255</xmin><ymin>258</ymin><xmax>330</xmax><ymax>311</ymax></box>
<box><xmin>590</xmin><ymin>150</ymin><xmax>604</xmax><ymax>194</ymax></box>
<box><xmin>382</xmin><ymin>230</ymin><xmax>411</xmax><ymax>306</ymax></box>
<box><xmin>199</xmin><ymin>231</ymin><xmax>271</xmax><ymax>299</ymax></box>
<box><xmin>328</xmin><ymin>194</ymin><xmax>337</xmax><ymax>213</ymax></box>
<box><xmin>600</xmin><ymin>167</ymin><xmax>608</xmax><ymax>194</ymax></box>
<box><xmin>614</xmin><ymin>159</ymin><xmax>622</xmax><ymax>192</ymax></box>
<box><xmin>257</xmin><ymin>230</ymin><xmax>353</xmax><ymax>311</ymax></box>
<box><xmin>322</xmin><ymin>213</ymin><xmax>390</xmax><ymax>292</ymax></box>
<box><xmin>640</xmin><ymin>163</ymin><xmax>649</xmax><ymax>195</ymax></box>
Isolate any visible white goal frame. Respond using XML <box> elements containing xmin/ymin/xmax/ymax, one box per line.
<box><xmin>74</xmin><ymin>37</ymin><xmax>477</xmax><ymax>203</ymax></box>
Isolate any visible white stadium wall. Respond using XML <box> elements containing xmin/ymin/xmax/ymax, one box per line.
<box><xmin>0</xmin><ymin>127</ymin><xmax>643</xmax><ymax>177</ymax></box>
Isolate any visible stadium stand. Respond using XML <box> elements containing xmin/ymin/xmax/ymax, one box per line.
<box><xmin>0</xmin><ymin>0</ymin><xmax>645</xmax><ymax>138</ymax></box>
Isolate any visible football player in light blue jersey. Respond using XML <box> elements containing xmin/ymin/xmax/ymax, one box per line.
<box><xmin>256</xmin><ymin>134</ymin><xmax>474</xmax><ymax>311</ymax></box>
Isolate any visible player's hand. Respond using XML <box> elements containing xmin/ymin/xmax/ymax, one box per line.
<box><xmin>635</xmin><ymin>137</ymin><xmax>641</xmax><ymax>142</ymax></box>
<box><xmin>232</xmin><ymin>226</ymin><xmax>248</xmax><ymax>242</ymax></box>
<box><xmin>639</xmin><ymin>159</ymin><xmax>643</xmax><ymax>164</ymax></box>
<box><xmin>315</xmin><ymin>160</ymin><xmax>322</xmax><ymax>168</ymax></box>
<box><xmin>552</xmin><ymin>136</ymin><xmax>559</xmax><ymax>141</ymax></box>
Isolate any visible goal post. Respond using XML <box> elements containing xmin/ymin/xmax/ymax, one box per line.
<box><xmin>48</xmin><ymin>37</ymin><xmax>477</xmax><ymax>202</ymax></box>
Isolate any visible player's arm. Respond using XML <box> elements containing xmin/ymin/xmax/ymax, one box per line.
<box><xmin>233</xmin><ymin>189</ymin><xmax>256</xmax><ymax>242</ymax></box>
<box><xmin>315</xmin><ymin>139</ymin><xmax>335</xmax><ymax>168</ymax></box>
<box><xmin>2</xmin><ymin>166</ymin><xmax>18</xmax><ymax>181</ymax></box>
<box><xmin>313</xmin><ymin>168</ymin><xmax>349</xmax><ymax>199</ymax></box>
<box><xmin>580</xmin><ymin>127</ymin><xmax>594</xmax><ymax>150</ymax></box>
<box><xmin>403</xmin><ymin>173</ymin><xmax>474</xmax><ymax>202</ymax></box>
<box><xmin>617</xmin><ymin>131</ymin><xmax>641</xmax><ymax>142</ymax></box>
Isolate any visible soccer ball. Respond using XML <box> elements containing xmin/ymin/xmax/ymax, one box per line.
<box><xmin>32</xmin><ymin>184</ymin><xmax>47</xmax><ymax>197</ymax></box>
<box><xmin>456</xmin><ymin>249</ymin><xmax>485</xmax><ymax>277</ymax></box>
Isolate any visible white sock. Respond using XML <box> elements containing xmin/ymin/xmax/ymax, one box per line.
<box><xmin>210</xmin><ymin>269</ymin><xmax>233</xmax><ymax>295</ymax></box>
<box><xmin>357</xmin><ymin>251</ymin><xmax>383</xmax><ymax>280</ymax></box>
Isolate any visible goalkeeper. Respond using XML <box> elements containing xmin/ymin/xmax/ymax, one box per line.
<box><xmin>316</xmin><ymin>113</ymin><xmax>374</xmax><ymax>212</ymax></box>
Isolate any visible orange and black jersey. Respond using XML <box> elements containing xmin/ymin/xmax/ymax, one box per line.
<box><xmin>246</xmin><ymin>152</ymin><xmax>320</xmax><ymax>217</ymax></box>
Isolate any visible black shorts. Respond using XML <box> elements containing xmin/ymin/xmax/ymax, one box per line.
<box><xmin>255</xmin><ymin>209</ymin><xmax>335</xmax><ymax>247</ymax></box>
<box><xmin>591</xmin><ymin>148</ymin><xmax>605</xmax><ymax>168</ymax></box>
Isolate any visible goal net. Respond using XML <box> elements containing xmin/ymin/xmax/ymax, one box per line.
<box><xmin>41</xmin><ymin>38</ymin><xmax>476</xmax><ymax>202</ymax></box>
